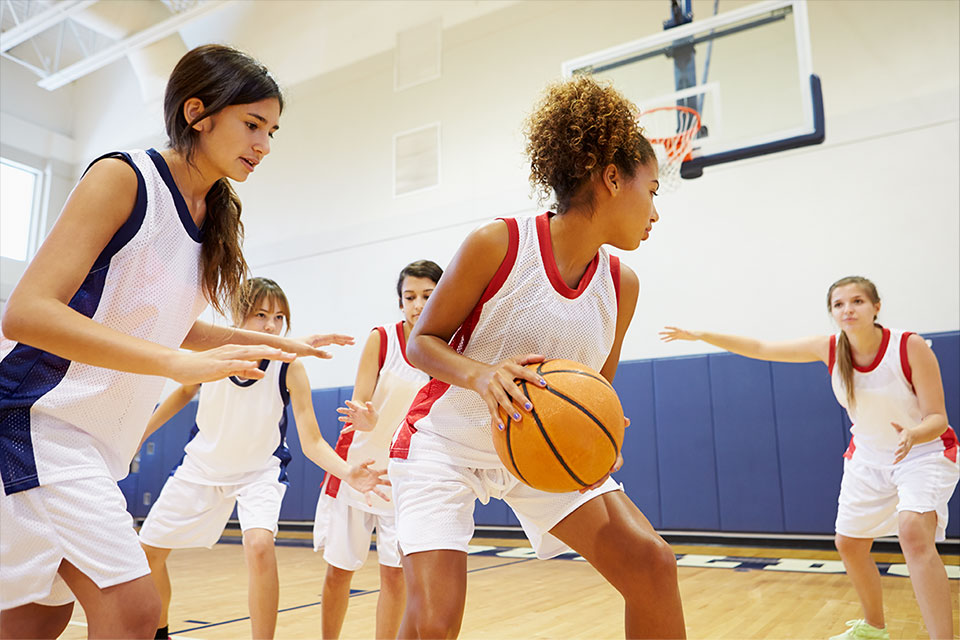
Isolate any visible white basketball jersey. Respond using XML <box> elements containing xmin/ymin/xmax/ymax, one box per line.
<box><xmin>391</xmin><ymin>213</ymin><xmax>621</xmax><ymax>468</ymax></box>
<box><xmin>323</xmin><ymin>322</ymin><xmax>427</xmax><ymax>514</ymax></box>
<box><xmin>830</xmin><ymin>327</ymin><xmax>958</xmax><ymax>466</ymax></box>
<box><xmin>0</xmin><ymin>149</ymin><xmax>207</xmax><ymax>495</ymax></box>
<box><xmin>174</xmin><ymin>359</ymin><xmax>292</xmax><ymax>485</ymax></box>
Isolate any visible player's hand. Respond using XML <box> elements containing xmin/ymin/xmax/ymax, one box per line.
<box><xmin>344</xmin><ymin>459</ymin><xmax>391</xmax><ymax>505</ymax></box>
<box><xmin>470</xmin><ymin>354</ymin><xmax>546</xmax><ymax>431</ymax></box>
<box><xmin>277</xmin><ymin>334</ymin><xmax>354</xmax><ymax>360</ymax></box>
<box><xmin>169</xmin><ymin>344</ymin><xmax>296</xmax><ymax>385</ymax></box>
<box><xmin>579</xmin><ymin>417</ymin><xmax>630</xmax><ymax>493</ymax></box>
<box><xmin>891</xmin><ymin>422</ymin><xmax>916</xmax><ymax>464</ymax></box>
<box><xmin>659</xmin><ymin>326</ymin><xmax>701</xmax><ymax>342</ymax></box>
<box><xmin>339</xmin><ymin>400</ymin><xmax>379</xmax><ymax>433</ymax></box>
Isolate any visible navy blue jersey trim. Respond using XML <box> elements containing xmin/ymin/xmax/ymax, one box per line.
<box><xmin>0</xmin><ymin>266</ymin><xmax>111</xmax><ymax>494</ymax></box>
<box><xmin>273</xmin><ymin>407</ymin><xmax>292</xmax><ymax>486</ymax></box>
<box><xmin>83</xmin><ymin>152</ymin><xmax>148</xmax><ymax>271</ymax></box>
<box><xmin>146</xmin><ymin>148</ymin><xmax>203</xmax><ymax>243</ymax></box>
<box><xmin>279</xmin><ymin>362</ymin><xmax>290</xmax><ymax>406</ymax></box>
<box><xmin>229</xmin><ymin>360</ymin><xmax>269</xmax><ymax>387</ymax></box>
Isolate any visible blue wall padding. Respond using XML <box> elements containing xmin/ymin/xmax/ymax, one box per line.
<box><xmin>770</xmin><ymin>361</ymin><xmax>846</xmax><ymax>533</ymax></box>
<box><xmin>652</xmin><ymin>356</ymin><xmax>721</xmax><ymax>530</ymax></box>
<box><xmin>612</xmin><ymin>360</ymin><xmax>661</xmax><ymax>528</ymax></box>
<box><xmin>708</xmin><ymin>353</ymin><xmax>785</xmax><ymax>532</ymax></box>
<box><xmin>128</xmin><ymin>331</ymin><xmax>960</xmax><ymax>537</ymax></box>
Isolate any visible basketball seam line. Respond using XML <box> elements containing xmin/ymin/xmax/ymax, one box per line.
<box><xmin>540</xmin><ymin>386</ymin><xmax>620</xmax><ymax>456</ymax></box>
<box><xmin>539</xmin><ymin>367</ymin><xmax>614</xmax><ymax>391</ymax></box>
<box><xmin>527</xmin><ymin>389</ymin><xmax>587</xmax><ymax>488</ymax></box>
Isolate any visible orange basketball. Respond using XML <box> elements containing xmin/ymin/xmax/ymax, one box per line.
<box><xmin>492</xmin><ymin>359</ymin><xmax>625</xmax><ymax>493</ymax></box>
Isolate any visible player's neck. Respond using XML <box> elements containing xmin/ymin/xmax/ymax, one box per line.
<box><xmin>845</xmin><ymin>325</ymin><xmax>884</xmax><ymax>364</ymax></box>
<box><xmin>547</xmin><ymin>211</ymin><xmax>602</xmax><ymax>289</ymax></box>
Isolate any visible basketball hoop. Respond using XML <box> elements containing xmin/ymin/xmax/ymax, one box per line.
<box><xmin>638</xmin><ymin>106</ymin><xmax>701</xmax><ymax>191</ymax></box>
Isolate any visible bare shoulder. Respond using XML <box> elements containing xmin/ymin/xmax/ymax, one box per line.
<box><xmin>465</xmin><ymin>219</ymin><xmax>511</xmax><ymax>254</ymax></box>
<box><xmin>906</xmin><ymin>332</ymin><xmax>938</xmax><ymax>362</ymax></box>
<box><xmin>619</xmin><ymin>262</ymin><xmax>640</xmax><ymax>299</ymax></box>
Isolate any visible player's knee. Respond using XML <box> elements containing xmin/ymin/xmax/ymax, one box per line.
<box><xmin>898</xmin><ymin>515</ymin><xmax>935</xmax><ymax>558</ymax></box>
<box><xmin>638</xmin><ymin>536</ymin><xmax>678</xmax><ymax>580</ymax></box>
<box><xmin>379</xmin><ymin>565</ymin><xmax>404</xmax><ymax>592</ymax></box>
<box><xmin>414</xmin><ymin>608</ymin><xmax>461</xmax><ymax>639</ymax></box>
<box><xmin>117</xmin><ymin>589</ymin><xmax>161</xmax><ymax>636</ymax></box>
<box><xmin>243</xmin><ymin>536</ymin><xmax>275</xmax><ymax>566</ymax></box>
<box><xmin>834</xmin><ymin>534</ymin><xmax>860</xmax><ymax>556</ymax></box>
<box><xmin>324</xmin><ymin>564</ymin><xmax>354</xmax><ymax>588</ymax></box>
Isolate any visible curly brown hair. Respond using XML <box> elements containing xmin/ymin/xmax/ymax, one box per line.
<box><xmin>523</xmin><ymin>75</ymin><xmax>656</xmax><ymax>214</ymax></box>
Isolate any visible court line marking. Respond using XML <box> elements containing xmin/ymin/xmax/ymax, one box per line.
<box><xmin>172</xmin><ymin>558</ymin><xmax>534</xmax><ymax>635</ymax></box>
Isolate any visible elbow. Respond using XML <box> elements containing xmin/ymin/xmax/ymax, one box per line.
<box><xmin>1</xmin><ymin>302</ymin><xmax>29</xmax><ymax>343</ymax></box>
<box><xmin>406</xmin><ymin>335</ymin><xmax>426</xmax><ymax>369</ymax></box>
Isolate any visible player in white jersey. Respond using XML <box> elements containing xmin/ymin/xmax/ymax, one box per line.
<box><xmin>661</xmin><ymin>276</ymin><xmax>958</xmax><ymax>640</ymax></box>
<box><xmin>138</xmin><ymin>278</ymin><xmax>387</xmax><ymax>640</ymax></box>
<box><xmin>314</xmin><ymin>259</ymin><xmax>442</xmax><ymax>639</ymax></box>
<box><xmin>0</xmin><ymin>46</ymin><xmax>348</xmax><ymax>639</ymax></box>
<box><xmin>389</xmin><ymin>77</ymin><xmax>686</xmax><ymax>639</ymax></box>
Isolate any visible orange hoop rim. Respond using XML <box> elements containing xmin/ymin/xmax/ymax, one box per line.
<box><xmin>638</xmin><ymin>105</ymin><xmax>702</xmax><ymax>144</ymax></box>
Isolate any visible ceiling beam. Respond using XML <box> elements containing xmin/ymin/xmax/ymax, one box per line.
<box><xmin>0</xmin><ymin>0</ymin><xmax>98</xmax><ymax>53</ymax></box>
<box><xmin>37</xmin><ymin>0</ymin><xmax>230</xmax><ymax>91</ymax></box>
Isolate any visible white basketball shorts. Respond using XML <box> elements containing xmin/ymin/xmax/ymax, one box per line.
<box><xmin>138</xmin><ymin>470</ymin><xmax>286</xmax><ymax>549</ymax></box>
<box><xmin>313</xmin><ymin>493</ymin><xmax>400</xmax><ymax>570</ymax></box>
<box><xmin>388</xmin><ymin>457</ymin><xmax>622</xmax><ymax>559</ymax></box>
<box><xmin>0</xmin><ymin>475</ymin><xmax>149</xmax><ymax>609</ymax></box>
<box><xmin>835</xmin><ymin>451</ymin><xmax>959</xmax><ymax>540</ymax></box>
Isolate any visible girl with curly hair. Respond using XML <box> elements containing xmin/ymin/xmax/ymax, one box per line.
<box><xmin>387</xmin><ymin>76</ymin><xmax>685</xmax><ymax>639</ymax></box>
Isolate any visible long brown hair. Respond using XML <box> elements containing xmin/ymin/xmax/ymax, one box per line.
<box><xmin>523</xmin><ymin>75</ymin><xmax>657</xmax><ymax>214</ymax></box>
<box><xmin>827</xmin><ymin>276</ymin><xmax>881</xmax><ymax>408</ymax></box>
<box><xmin>163</xmin><ymin>44</ymin><xmax>283</xmax><ymax>315</ymax></box>
<box><xmin>231</xmin><ymin>277</ymin><xmax>291</xmax><ymax>334</ymax></box>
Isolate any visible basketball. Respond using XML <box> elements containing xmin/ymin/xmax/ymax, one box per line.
<box><xmin>492</xmin><ymin>359</ymin><xmax>625</xmax><ymax>493</ymax></box>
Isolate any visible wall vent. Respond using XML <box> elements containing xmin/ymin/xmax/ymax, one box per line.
<box><xmin>393</xmin><ymin>123</ymin><xmax>440</xmax><ymax>197</ymax></box>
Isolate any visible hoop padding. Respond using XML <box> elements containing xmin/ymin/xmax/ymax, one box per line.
<box><xmin>638</xmin><ymin>106</ymin><xmax>701</xmax><ymax>190</ymax></box>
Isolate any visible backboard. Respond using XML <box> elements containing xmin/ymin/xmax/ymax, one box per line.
<box><xmin>562</xmin><ymin>0</ymin><xmax>824</xmax><ymax>179</ymax></box>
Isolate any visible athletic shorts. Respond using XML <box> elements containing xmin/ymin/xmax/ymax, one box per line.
<box><xmin>0</xmin><ymin>475</ymin><xmax>149</xmax><ymax>609</ymax></box>
<box><xmin>138</xmin><ymin>470</ymin><xmax>286</xmax><ymax>549</ymax></box>
<box><xmin>313</xmin><ymin>493</ymin><xmax>400</xmax><ymax>570</ymax></box>
<box><xmin>835</xmin><ymin>451</ymin><xmax>959</xmax><ymax>540</ymax></box>
<box><xmin>388</xmin><ymin>457</ymin><xmax>622</xmax><ymax>559</ymax></box>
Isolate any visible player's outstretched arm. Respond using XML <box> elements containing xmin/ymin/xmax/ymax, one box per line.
<box><xmin>181</xmin><ymin>320</ymin><xmax>354</xmax><ymax>360</ymax></box>
<box><xmin>338</xmin><ymin>329</ymin><xmax>382</xmax><ymax>434</ymax></box>
<box><xmin>0</xmin><ymin>160</ymin><xmax>294</xmax><ymax>384</ymax></box>
<box><xmin>285</xmin><ymin>360</ymin><xmax>389</xmax><ymax>502</ymax></box>
<box><xmin>139</xmin><ymin>383</ymin><xmax>201</xmax><ymax>447</ymax></box>
<box><xmin>406</xmin><ymin>220</ymin><xmax>546</xmax><ymax>428</ymax></box>
<box><xmin>659</xmin><ymin>327</ymin><xmax>829</xmax><ymax>365</ymax></box>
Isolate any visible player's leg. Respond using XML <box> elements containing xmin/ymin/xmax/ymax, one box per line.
<box><xmin>374</xmin><ymin>512</ymin><xmax>405</xmax><ymax>640</ymax></box>
<box><xmin>322</xmin><ymin>564</ymin><xmax>355</xmax><ymax>639</ymax></box>
<box><xmin>398</xmin><ymin>550</ymin><xmax>467</xmax><ymax>640</ymax></box>
<box><xmin>834</xmin><ymin>534</ymin><xmax>884</xmax><ymax>629</ymax></box>
<box><xmin>58</xmin><ymin>560</ymin><xmax>160</xmax><ymax>639</ymax></box>
<box><xmin>897</xmin><ymin>511</ymin><xmax>952</xmax><ymax>639</ymax></box>
<box><xmin>375</xmin><ymin>566</ymin><xmax>405</xmax><ymax>639</ymax></box>
<box><xmin>894</xmin><ymin>454</ymin><xmax>959</xmax><ymax>639</ymax></box>
<box><xmin>833</xmin><ymin>458</ymin><xmax>897</xmax><ymax>632</ymax></box>
<box><xmin>236</xmin><ymin>477</ymin><xmax>287</xmax><ymax>640</ymax></box>
<box><xmin>242</xmin><ymin>528</ymin><xmax>279</xmax><ymax>640</ymax></box>
<box><xmin>389</xmin><ymin>458</ymin><xmax>479</xmax><ymax>639</ymax></box>
<box><xmin>139</xmin><ymin>475</ymin><xmax>234</xmax><ymax>637</ymax></box>
<box><xmin>548</xmin><ymin>490</ymin><xmax>685</xmax><ymax>639</ymax></box>
<box><xmin>0</xmin><ymin>602</ymin><xmax>74</xmax><ymax>639</ymax></box>
<box><xmin>140</xmin><ymin>544</ymin><xmax>172</xmax><ymax>631</ymax></box>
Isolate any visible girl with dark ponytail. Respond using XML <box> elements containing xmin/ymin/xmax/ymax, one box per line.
<box><xmin>661</xmin><ymin>276</ymin><xmax>958</xmax><ymax>640</ymax></box>
<box><xmin>0</xmin><ymin>45</ymin><xmax>351</xmax><ymax>638</ymax></box>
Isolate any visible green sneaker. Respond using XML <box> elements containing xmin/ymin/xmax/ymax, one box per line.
<box><xmin>829</xmin><ymin>619</ymin><xmax>890</xmax><ymax>640</ymax></box>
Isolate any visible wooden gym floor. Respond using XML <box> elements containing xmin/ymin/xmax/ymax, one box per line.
<box><xmin>61</xmin><ymin>531</ymin><xmax>959</xmax><ymax>639</ymax></box>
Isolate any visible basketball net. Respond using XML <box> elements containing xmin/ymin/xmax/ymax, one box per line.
<box><xmin>637</xmin><ymin>106</ymin><xmax>701</xmax><ymax>192</ymax></box>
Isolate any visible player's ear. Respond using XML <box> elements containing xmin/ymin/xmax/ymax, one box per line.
<box><xmin>601</xmin><ymin>164</ymin><xmax>619</xmax><ymax>195</ymax></box>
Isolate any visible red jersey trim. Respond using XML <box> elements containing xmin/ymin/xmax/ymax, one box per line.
<box><xmin>941</xmin><ymin>427</ymin><xmax>958</xmax><ymax>463</ymax></box>
<box><xmin>843</xmin><ymin>435</ymin><xmax>856</xmax><ymax>460</ymax></box>
<box><xmin>536</xmin><ymin>212</ymin><xmax>599</xmax><ymax>299</ymax></box>
<box><xmin>375</xmin><ymin>326</ymin><xmax>388</xmax><ymax>373</ymax></box>
<box><xmin>396</xmin><ymin>321</ymin><xmax>413</xmax><ymax>367</ymax></box>
<box><xmin>324</xmin><ymin>429</ymin><xmax>356</xmax><ymax>498</ymax></box>
<box><xmin>610</xmin><ymin>255</ymin><xmax>621</xmax><ymax>314</ymax></box>
<box><xmin>853</xmin><ymin>327</ymin><xmax>890</xmax><ymax>373</ymax></box>
<box><xmin>828</xmin><ymin>335</ymin><xmax>836</xmax><ymax>375</ymax></box>
<box><xmin>899</xmin><ymin>331</ymin><xmax>915</xmax><ymax>388</ymax></box>
<box><xmin>389</xmin><ymin>379</ymin><xmax>451</xmax><ymax>459</ymax></box>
